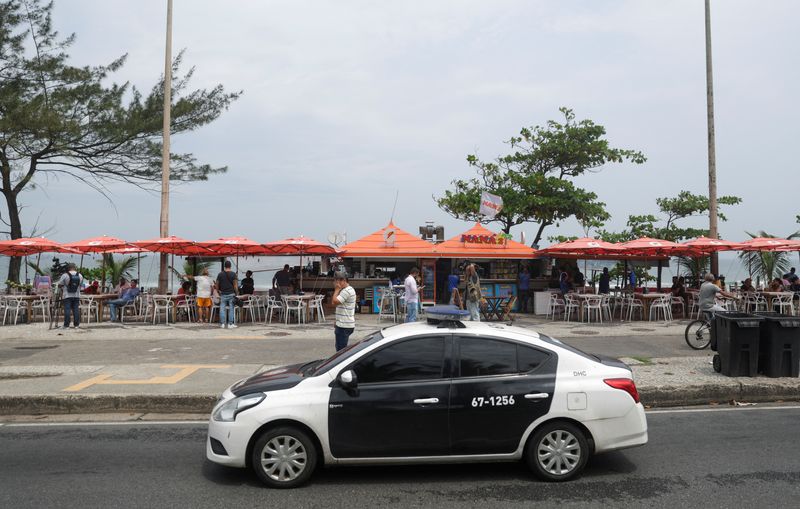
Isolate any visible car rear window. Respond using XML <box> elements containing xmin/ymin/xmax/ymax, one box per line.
<box><xmin>537</xmin><ymin>333</ymin><xmax>600</xmax><ymax>362</ymax></box>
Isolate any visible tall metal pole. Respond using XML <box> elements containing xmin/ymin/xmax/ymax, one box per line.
<box><xmin>705</xmin><ymin>0</ymin><xmax>719</xmax><ymax>276</ymax></box>
<box><xmin>158</xmin><ymin>0</ymin><xmax>173</xmax><ymax>292</ymax></box>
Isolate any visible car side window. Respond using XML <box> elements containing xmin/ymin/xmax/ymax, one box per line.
<box><xmin>458</xmin><ymin>337</ymin><xmax>517</xmax><ymax>377</ymax></box>
<box><xmin>458</xmin><ymin>337</ymin><xmax>551</xmax><ymax>377</ymax></box>
<box><xmin>352</xmin><ymin>336</ymin><xmax>445</xmax><ymax>384</ymax></box>
<box><xmin>517</xmin><ymin>344</ymin><xmax>550</xmax><ymax>373</ymax></box>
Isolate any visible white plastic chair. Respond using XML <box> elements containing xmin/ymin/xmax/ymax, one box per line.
<box><xmin>265</xmin><ymin>295</ymin><xmax>283</xmax><ymax>324</ymax></box>
<box><xmin>671</xmin><ymin>296</ymin><xmax>685</xmax><ymax>318</ymax></box>
<box><xmin>583</xmin><ymin>295</ymin><xmax>604</xmax><ymax>323</ymax></box>
<box><xmin>625</xmin><ymin>295</ymin><xmax>644</xmax><ymax>321</ymax></box>
<box><xmin>563</xmin><ymin>294</ymin><xmax>580</xmax><ymax>322</ymax></box>
<box><xmin>773</xmin><ymin>293</ymin><xmax>795</xmax><ymax>315</ymax></box>
<box><xmin>547</xmin><ymin>293</ymin><xmax>565</xmax><ymax>320</ymax></box>
<box><xmin>649</xmin><ymin>295</ymin><xmax>672</xmax><ymax>323</ymax></box>
<box><xmin>79</xmin><ymin>296</ymin><xmax>99</xmax><ymax>324</ymax></box>
<box><xmin>284</xmin><ymin>295</ymin><xmax>305</xmax><ymax>324</ymax></box>
<box><xmin>151</xmin><ymin>295</ymin><xmax>174</xmax><ymax>325</ymax></box>
<box><xmin>309</xmin><ymin>294</ymin><xmax>326</xmax><ymax>323</ymax></box>
<box><xmin>2</xmin><ymin>295</ymin><xmax>25</xmax><ymax>325</ymax></box>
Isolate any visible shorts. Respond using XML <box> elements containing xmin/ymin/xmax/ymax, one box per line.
<box><xmin>196</xmin><ymin>297</ymin><xmax>212</xmax><ymax>308</ymax></box>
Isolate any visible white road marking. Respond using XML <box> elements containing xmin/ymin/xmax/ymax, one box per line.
<box><xmin>647</xmin><ymin>404</ymin><xmax>800</xmax><ymax>415</ymax></box>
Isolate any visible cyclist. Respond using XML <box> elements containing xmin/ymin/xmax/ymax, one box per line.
<box><xmin>699</xmin><ymin>273</ymin><xmax>736</xmax><ymax>315</ymax></box>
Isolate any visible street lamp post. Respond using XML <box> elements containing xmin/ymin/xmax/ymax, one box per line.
<box><xmin>158</xmin><ymin>0</ymin><xmax>173</xmax><ymax>292</ymax></box>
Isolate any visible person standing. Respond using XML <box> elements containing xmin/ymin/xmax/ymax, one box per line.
<box><xmin>58</xmin><ymin>264</ymin><xmax>84</xmax><ymax>328</ymax></box>
<box><xmin>404</xmin><ymin>267</ymin><xmax>421</xmax><ymax>322</ymax></box>
<box><xmin>216</xmin><ymin>261</ymin><xmax>239</xmax><ymax>329</ymax></box>
<box><xmin>465</xmin><ymin>264</ymin><xmax>482</xmax><ymax>321</ymax></box>
<box><xmin>332</xmin><ymin>272</ymin><xmax>356</xmax><ymax>351</ymax></box>
<box><xmin>108</xmin><ymin>280</ymin><xmax>140</xmax><ymax>322</ymax></box>
<box><xmin>273</xmin><ymin>264</ymin><xmax>292</xmax><ymax>297</ymax></box>
<box><xmin>598</xmin><ymin>267</ymin><xmax>610</xmax><ymax>294</ymax></box>
<box><xmin>191</xmin><ymin>268</ymin><xmax>215</xmax><ymax>324</ymax></box>
<box><xmin>518</xmin><ymin>267</ymin><xmax>531</xmax><ymax>312</ymax></box>
<box><xmin>448</xmin><ymin>269</ymin><xmax>461</xmax><ymax>306</ymax></box>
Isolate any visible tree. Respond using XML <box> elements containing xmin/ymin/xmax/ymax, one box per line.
<box><xmin>597</xmin><ymin>190</ymin><xmax>742</xmax><ymax>287</ymax></box>
<box><xmin>0</xmin><ymin>0</ymin><xmax>241</xmax><ymax>282</ymax></box>
<box><xmin>738</xmin><ymin>231</ymin><xmax>800</xmax><ymax>285</ymax></box>
<box><xmin>436</xmin><ymin>108</ymin><xmax>644</xmax><ymax>244</ymax></box>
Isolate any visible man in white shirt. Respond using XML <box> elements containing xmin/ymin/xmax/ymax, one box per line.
<box><xmin>332</xmin><ymin>272</ymin><xmax>356</xmax><ymax>351</ymax></box>
<box><xmin>188</xmin><ymin>268</ymin><xmax>215</xmax><ymax>323</ymax></box>
<box><xmin>404</xmin><ymin>267</ymin><xmax>421</xmax><ymax>323</ymax></box>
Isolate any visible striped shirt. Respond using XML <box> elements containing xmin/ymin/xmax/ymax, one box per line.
<box><xmin>335</xmin><ymin>285</ymin><xmax>357</xmax><ymax>328</ymax></box>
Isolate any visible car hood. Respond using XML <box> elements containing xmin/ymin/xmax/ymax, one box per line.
<box><xmin>231</xmin><ymin>362</ymin><xmax>309</xmax><ymax>396</ymax></box>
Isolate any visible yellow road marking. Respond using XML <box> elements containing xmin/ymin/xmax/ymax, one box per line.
<box><xmin>62</xmin><ymin>364</ymin><xmax>230</xmax><ymax>392</ymax></box>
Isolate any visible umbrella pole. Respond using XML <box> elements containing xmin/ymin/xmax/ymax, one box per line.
<box><xmin>299</xmin><ymin>253</ymin><xmax>303</xmax><ymax>293</ymax></box>
<box><xmin>171</xmin><ymin>254</ymin><xmax>174</xmax><ymax>293</ymax></box>
<box><xmin>137</xmin><ymin>253</ymin><xmax>141</xmax><ymax>284</ymax></box>
<box><xmin>79</xmin><ymin>254</ymin><xmax>84</xmax><ymax>271</ymax></box>
<box><xmin>24</xmin><ymin>255</ymin><xmax>28</xmax><ymax>283</ymax></box>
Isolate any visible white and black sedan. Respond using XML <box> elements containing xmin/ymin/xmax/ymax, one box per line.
<box><xmin>206</xmin><ymin>312</ymin><xmax>648</xmax><ymax>488</ymax></box>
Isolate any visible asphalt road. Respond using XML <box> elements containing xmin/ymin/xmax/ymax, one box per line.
<box><xmin>1</xmin><ymin>407</ymin><xmax>799</xmax><ymax>508</ymax></box>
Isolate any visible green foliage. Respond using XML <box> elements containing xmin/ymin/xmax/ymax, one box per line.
<box><xmin>78</xmin><ymin>267</ymin><xmax>103</xmax><ymax>281</ymax></box>
<box><xmin>436</xmin><ymin>108</ymin><xmax>644</xmax><ymax>243</ymax></box>
<box><xmin>738</xmin><ymin>231</ymin><xmax>800</xmax><ymax>282</ymax></box>
<box><xmin>171</xmin><ymin>258</ymin><xmax>214</xmax><ymax>280</ymax></box>
<box><xmin>676</xmin><ymin>255</ymin><xmax>709</xmax><ymax>282</ymax></box>
<box><xmin>597</xmin><ymin>191</ymin><xmax>742</xmax><ymax>243</ymax></box>
<box><xmin>102</xmin><ymin>254</ymin><xmax>137</xmax><ymax>286</ymax></box>
<box><xmin>0</xmin><ymin>0</ymin><xmax>240</xmax><ymax>281</ymax></box>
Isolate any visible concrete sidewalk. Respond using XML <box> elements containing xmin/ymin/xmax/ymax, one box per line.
<box><xmin>0</xmin><ymin>314</ymin><xmax>798</xmax><ymax>416</ymax></box>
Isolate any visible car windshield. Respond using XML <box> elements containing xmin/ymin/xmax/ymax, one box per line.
<box><xmin>309</xmin><ymin>331</ymin><xmax>384</xmax><ymax>376</ymax></box>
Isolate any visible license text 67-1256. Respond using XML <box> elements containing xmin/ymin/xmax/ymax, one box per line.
<box><xmin>471</xmin><ymin>395</ymin><xmax>515</xmax><ymax>407</ymax></box>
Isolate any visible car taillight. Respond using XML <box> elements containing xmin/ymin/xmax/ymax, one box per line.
<box><xmin>604</xmin><ymin>378</ymin><xmax>640</xmax><ymax>403</ymax></box>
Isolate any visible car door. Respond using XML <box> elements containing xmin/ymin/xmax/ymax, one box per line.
<box><xmin>449</xmin><ymin>335</ymin><xmax>557</xmax><ymax>455</ymax></box>
<box><xmin>328</xmin><ymin>334</ymin><xmax>452</xmax><ymax>458</ymax></box>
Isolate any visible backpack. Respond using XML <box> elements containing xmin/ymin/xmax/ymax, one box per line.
<box><xmin>66</xmin><ymin>273</ymin><xmax>81</xmax><ymax>293</ymax></box>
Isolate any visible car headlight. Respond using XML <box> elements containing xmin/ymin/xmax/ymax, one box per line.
<box><xmin>212</xmin><ymin>393</ymin><xmax>265</xmax><ymax>422</ymax></box>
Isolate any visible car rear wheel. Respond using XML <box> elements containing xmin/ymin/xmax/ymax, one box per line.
<box><xmin>251</xmin><ymin>426</ymin><xmax>317</xmax><ymax>488</ymax></box>
<box><xmin>526</xmin><ymin>421</ymin><xmax>589</xmax><ymax>482</ymax></box>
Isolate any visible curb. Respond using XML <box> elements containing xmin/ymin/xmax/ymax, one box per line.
<box><xmin>640</xmin><ymin>384</ymin><xmax>800</xmax><ymax>408</ymax></box>
<box><xmin>2</xmin><ymin>385</ymin><xmax>800</xmax><ymax>415</ymax></box>
<box><xmin>0</xmin><ymin>394</ymin><xmax>218</xmax><ymax>416</ymax></box>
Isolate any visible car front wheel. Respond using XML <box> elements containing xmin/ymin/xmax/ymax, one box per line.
<box><xmin>251</xmin><ymin>426</ymin><xmax>318</xmax><ymax>488</ymax></box>
<box><xmin>526</xmin><ymin>421</ymin><xmax>589</xmax><ymax>482</ymax></box>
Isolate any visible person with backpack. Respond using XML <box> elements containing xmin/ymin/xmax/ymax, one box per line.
<box><xmin>58</xmin><ymin>264</ymin><xmax>84</xmax><ymax>328</ymax></box>
<box><xmin>216</xmin><ymin>260</ymin><xmax>239</xmax><ymax>329</ymax></box>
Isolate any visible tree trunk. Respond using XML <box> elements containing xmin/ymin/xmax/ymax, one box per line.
<box><xmin>531</xmin><ymin>222</ymin><xmax>549</xmax><ymax>248</ymax></box>
<box><xmin>2</xmin><ymin>190</ymin><xmax>23</xmax><ymax>283</ymax></box>
<box><xmin>656</xmin><ymin>260</ymin><xmax>663</xmax><ymax>291</ymax></box>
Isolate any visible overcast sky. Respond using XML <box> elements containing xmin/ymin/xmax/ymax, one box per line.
<box><xmin>18</xmin><ymin>0</ymin><xmax>799</xmax><ymax>247</ymax></box>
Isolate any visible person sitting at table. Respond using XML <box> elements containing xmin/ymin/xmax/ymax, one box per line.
<box><xmin>790</xmin><ymin>279</ymin><xmax>800</xmax><ymax>292</ymax></box>
<box><xmin>83</xmin><ymin>280</ymin><xmax>100</xmax><ymax>295</ymax></box>
<box><xmin>114</xmin><ymin>277</ymin><xmax>130</xmax><ymax>296</ymax></box>
<box><xmin>273</xmin><ymin>264</ymin><xmax>292</xmax><ymax>297</ymax></box>
<box><xmin>108</xmin><ymin>279</ymin><xmax>140</xmax><ymax>322</ymax></box>
<box><xmin>671</xmin><ymin>276</ymin><xmax>688</xmax><ymax>310</ymax></box>
<box><xmin>783</xmin><ymin>267</ymin><xmax>798</xmax><ymax>283</ymax></box>
<box><xmin>768</xmin><ymin>278</ymin><xmax>784</xmax><ymax>292</ymax></box>
<box><xmin>240</xmin><ymin>270</ymin><xmax>255</xmax><ymax>295</ymax></box>
<box><xmin>741</xmin><ymin>278</ymin><xmax>756</xmax><ymax>293</ymax></box>
<box><xmin>598</xmin><ymin>268</ymin><xmax>610</xmax><ymax>294</ymax></box>
<box><xmin>176</xmin><ymin>281</ymin><xmax>192</xmax><ymax>304</ymax></box>
<box><xmin>574</xmin><ymin>270</ymin><xmax>585</xmax><ymax>289</ymax></box>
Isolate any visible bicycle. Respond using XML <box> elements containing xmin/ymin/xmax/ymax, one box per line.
<box><xmin>684</xmin><ymin>312</ymin><xmax>713</xmax><ymax>350</ymax></box>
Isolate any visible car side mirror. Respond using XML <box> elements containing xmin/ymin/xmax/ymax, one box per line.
<box><xmin>338</xmin><ymin>369</ymin><xmax>358</xmax><ymax>390</ymax></box>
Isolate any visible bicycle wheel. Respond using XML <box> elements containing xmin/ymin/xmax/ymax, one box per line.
<box><xmin>685</xmin><ymin>320</ymin><xmax>711</xmax><ymax>350</ymax></box>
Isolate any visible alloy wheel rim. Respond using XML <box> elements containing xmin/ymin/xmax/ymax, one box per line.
<box><xmin>537</xmin><ymin>430</ymin><xmax>580</xmax><ymax>475</ymax></box>
<box><xmin>260</xmin><ymin>435</ymin><xmax>308</xmax><ymax>482</ymax></box>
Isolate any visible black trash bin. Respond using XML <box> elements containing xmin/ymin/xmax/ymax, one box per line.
<box><xmin>754</xmin><ymin>311</ymin><xmax>800</xmax><ymax>378</ymax></box>
<box><xmin>714</xmin><ymin>312</ymin><xmax>764</xmax><ymax>377</ymax></box>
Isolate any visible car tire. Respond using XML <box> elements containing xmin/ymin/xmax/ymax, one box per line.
<box><xmin>251</xmin><ymin>426</ymin><xmax>318</xmax><ymax>489</ymax></box>
<box><xmin>712</xmin><ymin>354</ymin><xmax>721</xmax><ymax>373</ymax></box>
<box><xmin>526</xmin><ymin>421</ymin><xmax>589</xmax><ymax>482</ymax></box>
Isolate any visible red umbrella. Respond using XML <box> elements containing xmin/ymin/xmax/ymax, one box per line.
<box><xmin>261</xmin><ymin>236</ymin><xmax>336</xmax><ymax>255</ymax></box>
<box><xmin>737</xmin><ymin>237</ymin><xmax>797</xmax><ymax>251</ymax></box>
<box><xmin>680</xmin><ymin>236</ymin><xmax>742</xmax><ymax>253</ymax></box>
<box><xmin>63</xmin><ymin>235</ymin><xmax>133</xmax><ymax>253</ymax></box>
<box><xmin>538</xmin><ymin>237</ymin><xmax>624</xmax><ymax>257</ymax></box>
<box><xmin>197</xmin><ymin>236</ymin><xmax>273</xmax><ymax>256</ymax></box>
<box><xmin>618</xmin><ymin>237</ymin><xmax>688</xmax><ymax>256</ymax></box>
<box><xmin>262</xmin><ymin>236</ymin><xmax>336</xmax><ymax>290</ymax></box>
<box><xmin>0</xmin><ymin>237</ymin><xmax>80</xmax><ymax>256</ymax></box>
<box><xmin>133</xmin><ymin>236</ymin><xmax>211</xmax><ymax>256</ymax></box>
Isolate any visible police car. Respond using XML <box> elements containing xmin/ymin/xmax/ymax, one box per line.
<box><xmin>206</xmin><ymin>308</ymin><xmax>648</xmax><ymax>488</ymax></box>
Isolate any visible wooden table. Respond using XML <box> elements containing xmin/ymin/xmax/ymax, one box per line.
<box><xmin>481</xmin><ymin>296</ymin><xmax>508</xmax><ymax>321</ymax></box>
<box><xmin>88</xmin><ymin>294</ymin><xmax>120</xmax><ymax>320</ymax></box>
<box><xmin>572</xmin><ymin>293</ymin><xmax>605</xmax><ymax>322</ymax></box>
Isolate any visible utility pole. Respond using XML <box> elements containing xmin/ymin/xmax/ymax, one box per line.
<box><xmin>705</xmin><ymin>0</ymin><xmax>719</xmax><ymax>276</ymax></box>
<box><xmin>158</xmin><ymin>0</ymin><xmax>173</xmax><ymax>292</ymax></box>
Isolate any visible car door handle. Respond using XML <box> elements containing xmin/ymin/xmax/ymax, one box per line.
<box><xmin>413</xmin><ymin>398</ymin><xmax>440</xmax><ymax>405</ymax></box>
<box><xmin>525</xmin><ymin>393</ymin><xmax>550</xmax><ymax>400</ymax></box>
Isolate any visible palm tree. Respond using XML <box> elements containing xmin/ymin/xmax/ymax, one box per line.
<box><xmin>676</xmin><ymin>255</ymin><xmax>709</xmax><ymax>285</ymax></box>
<box><xmin>102</xmin><ymin>254</ymin><xmax>138</xmax><ymax>288</ymax></box>
<box><xmin>169</xmin><ymin>259</ymin><xmax>215</xmax><ymax>280</ymax></box>
<box><xmin>738</xmin><ymin>230</ymin><xmax>800</xmax><ymax>285</ymax></box>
